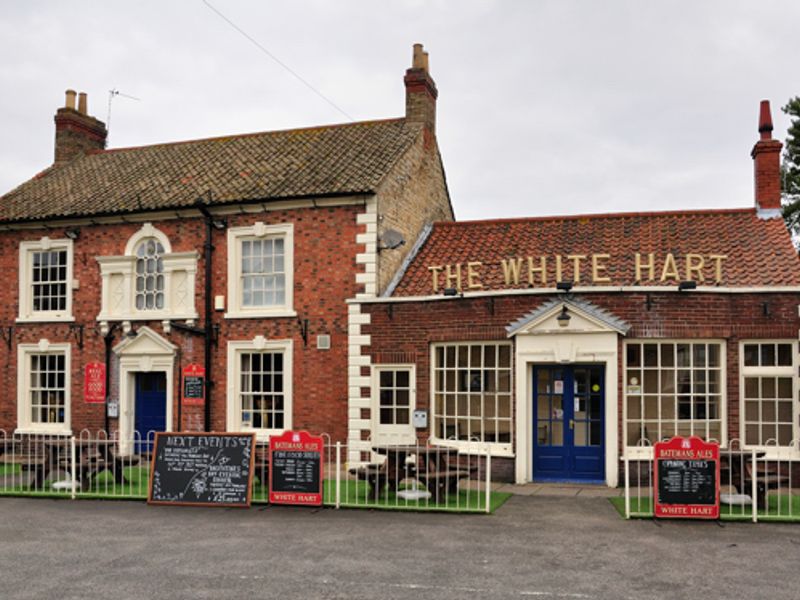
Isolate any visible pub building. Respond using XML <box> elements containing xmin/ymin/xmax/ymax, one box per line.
<box><xmin>349</xmin><ymin>101</ymin><xmax>800</xmax><ymax>486</ymax></box>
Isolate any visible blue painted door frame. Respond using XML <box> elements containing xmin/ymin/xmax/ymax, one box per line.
<box><xmin>134</xmin><ymin>372</ymin><xmax>167</xmax><ymax>453</ymax></box>
<box><xmin>533</xmin><ymin>365</ymin><xmax>605</xmax><ymax>482</ymax></box>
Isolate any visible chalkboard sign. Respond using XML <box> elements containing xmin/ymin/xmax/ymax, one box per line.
<box><xmin>182</xmin><ymin>364</ymin><xmax>205</xmax><ymax>406</ymax></box>
<box><xmin>654</xmin><ymin>436</ymin><xmax>719</xmax><ymax>519</ymax></box>
<box><xmin>148</xmin><ymin>432</ymin><xmax>256</xmax><ymax>507</ymax></box>
<box><xmin>269</xmin><ymin>430</ymin><xmax>324</xmax><ymax>506</ymax></box>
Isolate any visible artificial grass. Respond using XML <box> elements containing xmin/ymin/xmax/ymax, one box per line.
<box><xmin>2</xmin><ymin>469</ymin><xmax>510</xmax><ymax>513</ymax></box>
<box><xmin>609</xmin><ymin>494</ymin><xmax>800</xmax><ymax>522</ymax></box>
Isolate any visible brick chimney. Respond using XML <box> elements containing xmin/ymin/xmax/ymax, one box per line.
<box><xmin>54</xmin><ymin>89</ymin><xmax>107</xmax><ymax>166</ymax></box>
<box><xmin>751</xmin><ymin>99</ymin><xmax>783</xmax><ymax>211</ymax></box>
<box><xmin>404</xmin><ymin>43</ymin><xmax>438</xmax><ymax>133</ymax></box>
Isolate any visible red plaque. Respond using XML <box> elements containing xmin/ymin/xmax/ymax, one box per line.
<box><xmin>83</xmin><ymin>362</ymin><xmax>106</xmax><ymax>404</ymax></box>
<box><xmin>654</xmin><ymin>436</ymin><xmax>720</xmax><ymax>519</ymax></box>
<box><xmin>269</xmin><ymin>430</ymin><xmax>324</xmax><ymax>506</ymax></box>
<box><xmin>182</xmin><ymin>364</ymin><xmax>205</xmax><ymax>406</ymax></box>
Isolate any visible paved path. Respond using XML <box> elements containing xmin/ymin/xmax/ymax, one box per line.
<box><xmin>0</xmin><ymin>495</ymin><xmax>798</xmax><ymax>599</ymax></box>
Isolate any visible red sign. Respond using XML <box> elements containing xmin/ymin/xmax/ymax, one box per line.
<box><xmin>83</xmin><ymin>362</ymin><xmax>106</xmax><ymax>404</ymax></box>
<box><xmin>182</xmin><ymin>364</ymin><xmax>205</xmax><ymax>406</ymax></box>
<box><xmin>269</xmin><ymin>430</ymin><xmax>324</xmax><ymax>506</ymax></box>
<box><xmin>654</xmin><ymin>436</ymin><xmax>720</xmax><ymax>519</ymax></box>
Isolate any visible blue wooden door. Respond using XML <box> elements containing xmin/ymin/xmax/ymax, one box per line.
<box><xmin>135</xmin><ymin>372</ymin><xmax>167</xmax><ymax>453</ymax></box>
<box><xmin>533</xmin><ymin>365</ymin><xmax>604</xmax><ymax>482</ymax></box>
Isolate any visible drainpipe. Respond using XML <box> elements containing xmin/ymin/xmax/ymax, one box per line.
<box><xmin>103</xmin><ymin>324</ymin><xmax>120</xmax><ymax>434</ymax></box>
<box><xmin>194</xmin><ymin>198</ymin><xmax>225</xmax><ymax>432</ymax></box>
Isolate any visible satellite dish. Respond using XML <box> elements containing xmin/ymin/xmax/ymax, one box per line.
<box><xmin>379</xmin><ymin>229</ymin><xmax>406</xmax><ymax>250</ymax></box>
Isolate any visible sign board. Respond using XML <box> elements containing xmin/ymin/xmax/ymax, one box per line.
<box><xmin>148</xmin><ymin>432</ymin><xmax>256</xmax><ymax>507</ymax></box>
<box><xmin>83</xmin><ymin>362</ymin><xmax>106</xmax><ymax>404</ymax></box>
<box><xmin>269</xmin><ymin>430</ymin><xmax>324</xmax><ymax>506</ymax></box>
<box><xmin>182</xmin><ymin>364</ymin><xmax>205</xmax><ymax>406</ymax></box>
<box><xmin>654</xmin><ymin>436</ymin><xmax>720</xmax><ymax>519</ymax></box>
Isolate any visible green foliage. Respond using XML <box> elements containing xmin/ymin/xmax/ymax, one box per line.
<box><xmin>781</xmin><ymin>97</ymin><xmax>800</xmax><ymax>238</ymax></box>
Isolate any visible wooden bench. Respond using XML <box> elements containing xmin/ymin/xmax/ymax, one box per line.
<box><xmin>0</xmin><ymin>441</ymin><xmax>53</xmax><ymax>488</ymax></box>
<box><xmin>58</xmin><ymin>444</ymin><xmax>141</xmax><ymax>491</ymax></box>
<box><xmin>349</xmin><ymin>464</ymin><xmax>394</xmax><ymax>496</ymax></box>
<box><xmin>743</xmin><ymin>463</ymin><xmax>790</xmax><ymax>508</ymax></box>
<box><xmin>417</xmin><ymin>466</ymin><xmax>476</xmax><ymax>498</ymax></box>
<box><xmin>350</xmin><ymin>462</ymin><xmax>477</xmax><ymax>499</ymax></box>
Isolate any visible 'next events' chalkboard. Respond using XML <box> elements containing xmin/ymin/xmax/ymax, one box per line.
<box><xmin>148</xmin><ymin>432</ymin><xmax>256</xmax><ymax>507</ymax></box>
<box><xmin>269</xmin><ymin>430</ymin><xmax>324</xmax><ymax>506</ymax></box>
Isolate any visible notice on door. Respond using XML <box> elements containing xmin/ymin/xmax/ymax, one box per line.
<box><xmin>654</xmin><ymin>436</ymin><xmax>719</xmax><ymax>519</ymax></box>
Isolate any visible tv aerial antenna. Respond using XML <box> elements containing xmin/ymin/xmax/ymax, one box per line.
<box><xmin>106</xmin><ymin>89</ymin><xmax>141</xmax><ymax>144</ymax></box>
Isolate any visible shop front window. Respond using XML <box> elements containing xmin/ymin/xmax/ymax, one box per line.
<box><xmin>625</xmin><ymin>341</ymin><xmax>725</xmax><ymax>451</ymax></box>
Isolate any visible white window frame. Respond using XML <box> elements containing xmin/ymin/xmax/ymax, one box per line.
<box><xmin>16</xmin><ymin>340</ymin><xmax>71</xmax><ymax>435</ymax></box>
<box><xmin>18</xmin><ymin>237</ymin><xmax>74</xmax><ymax>323</ymax></box>
<box><xmin>429</xmin><ymin>341</ymin><xmax>514</xmax><ymax>455</ymax></box>
<box><xmin>739</xmin><ymin>340</ymin><xmax>799</xmax><ymax>457</ymax></box>
<box><xmin>623</xmin><ymin>339</ymin><xmax>727</xmax><ymax>459</ymax></box>
<box><xmin>225</xmin><ymin>222</ymin><xmax>295</xmax><ymax>319</ymax></box>
<box><xmin>96</xmin><ymin>223</ymin><xmax>199</xmax><ymax>324</ymax></box>
<box><xmin>226</xmin><ymin>336</ymin><xmax>293</xmax><ymax>441</ymax></box>
<box><xmin>371</xmin><ymin>364</ymin><xmax>417</xmax><ymax>444</ymax></box>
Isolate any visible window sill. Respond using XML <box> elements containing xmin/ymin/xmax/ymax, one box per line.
<box><xmin>96</xmin><ymin>312</ymin><xmax>199</xmax><ymax>322</ymax></box>
<box><xmin>224</xmin><ymin>310</ymin><xmax>297</xmax><ymax>320</ymax></box>
<box><xmin>241</xmin><ymin>428</ymin><xmax>288</xmax><ymax>443</ymax></box>
<box><xmin>14</xmin><ymin>427</ymin><xmax>72</xmax><ymax>437</ymax></box>
<box><xmin>429</xmin><ymin>438</ymin><xmax>515</xmax><ymax>457</ymax></box>
<box><xmin>16</xmin><ymin>315</ymin><xmax>75</xmax><ymax>324</ymax></box>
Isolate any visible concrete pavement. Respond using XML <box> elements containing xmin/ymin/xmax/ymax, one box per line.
<box><xmin>0</xmin><ymin>495</ymin><xmax>797</xmax><ymax>599</ymax></box>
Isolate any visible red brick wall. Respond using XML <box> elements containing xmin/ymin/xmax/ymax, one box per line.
<box><xmin>0</xmin><ymin>204</ymin><xmax>362</xmax><ymax>443</ymax></box>
<box><xmin>362</xmin><ymin>292</ymin><xmax>800</xmax><ymax>457</ymax></box>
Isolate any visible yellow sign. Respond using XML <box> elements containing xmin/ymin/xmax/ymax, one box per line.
<box><xmin>427</xmin><ymin>253</ymin><xmax>727</xmax><ymax>293</ymax></box>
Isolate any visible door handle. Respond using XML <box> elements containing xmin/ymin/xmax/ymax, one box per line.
<box><xmin>569</xmin><ymin>419</ymin><xmax>574</xmax><ymax>430</ymax></box>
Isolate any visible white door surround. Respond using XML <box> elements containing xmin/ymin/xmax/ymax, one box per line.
<box><xmin>113</xmin><ymin>326</ymin><xmax>176</xmax><ymax>452</ymax></box>
<box><xmin>508</xmin><ymin>298</ymin><xmax>629</xmax><ymax>487</ymax></box>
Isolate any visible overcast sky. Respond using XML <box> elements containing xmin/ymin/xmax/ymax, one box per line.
<box><xmin>0</xmin><ymin>1</ymin><xmax>798</xmax><ymax>220</ymax></box>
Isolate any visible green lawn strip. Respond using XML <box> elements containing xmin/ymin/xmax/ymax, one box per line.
<box><xmin>0</xmin><ymin>464</ymin><xmax>21</xmax><ymax>476</ymax></box>
<box><xmin>608</xmin><ymin>495</ymin><xmax>800</xmax><ymax>522</ymax></box>
<box><xmin>252</xmin><ymin>479</ymin><xmax>511</xmax><ymax>513</ymax></box>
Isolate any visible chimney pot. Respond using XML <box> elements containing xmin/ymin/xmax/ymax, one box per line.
<box><xmin>65</xmin><ymin>89</ymin><xmax>77</xmax><ymax>110</ymax></box>
<box><xmin>78</xmin><ymin>92</ymin><xmax>88</xmax><ymax>115</ymax></box>
<box><xmin>412</xmin><ymin>43</ymin><xmax>425</xmax><ymax>70</ymax></box>
<box><xmin>758</xmin><ymin>99</ymin><xmax>774</xmax><ymax>140</ymax></box>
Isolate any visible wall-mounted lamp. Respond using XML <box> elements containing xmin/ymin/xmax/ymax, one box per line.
<box><xmin>125</xmin><ymin>327</ymin><xmax>138</xmax><ymax>339</ymax></box>
<box><xmin>556</xmin><ymin>280</ymin><xmax>573</xmax><ymax>292</ymax></box>
<box><xmin>678</xmin><ymin>281</ymin><xmax>697</xmax><ymax>292</ymax></box>
<box><xmin>557</xmin><ymin>305</ymin><xmax>571</xmax><ymax>328</ymax></box>
<box><xmin>443</xmin><ymin>287</ymin><xmax>459</xmax><ymax>297</ymax></box>
<box><xmin>64</xmin><ymin>228</ymin><xmax>80</xmax><ymax>240</ymax></box>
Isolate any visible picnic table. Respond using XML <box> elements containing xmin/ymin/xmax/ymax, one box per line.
<box><xmin>351</xmin><ymin>444</ymin><xmax>476</xmax><ymax>500</ymax></box>
<box><xmin>722</xmin><ymin>449</ymin><xmax>789</xmax><ymax>507</ymax></box>
<box><xmin>0</xmin><ymin>437</ymin><xmax>139</xmax><ymax>491</ymax></box>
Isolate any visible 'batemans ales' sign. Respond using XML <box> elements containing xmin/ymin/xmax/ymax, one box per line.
<box><xmin>427</xmin><ymin>252</ymin><xmax>728</xmax><ymax>293</ymax></box>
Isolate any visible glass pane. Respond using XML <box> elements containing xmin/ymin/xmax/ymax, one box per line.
<box><xmin>743</xmin><ymin>344</ymin><xmax>759</xmax><ymax>367</ymax></box>
<box><xmin>644</xmin><ymin>344</ymin><xmax>658</xmax><ymax>367</ymax></box>
<box><xmin>777</xmin><ymin>344</ymin><xmax>792</xmax><ymax>366</ymax></box>
<box><xmin>626</xmin><ymin>344</ymin><xmax>641</xmax><ymax>368</ymax></box>
<box><xmin>761</xmin><ymin>344</ymin><xmax>776</xmax><ymax>367</ymax></box>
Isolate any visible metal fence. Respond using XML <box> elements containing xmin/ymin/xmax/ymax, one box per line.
<box><xmin>0</xmin><ymin>430</ymin><xmax>494</xmax><ymax>513</ymax></box>
<box><xmin>624</xmin><ymin>437</ymin><xmax>799</xmax><ymax>522</ymax></box>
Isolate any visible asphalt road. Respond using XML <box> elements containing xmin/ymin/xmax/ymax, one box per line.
<box><xmin>1</xmin><ymin>495</ymin><xmax>798</xmax><ymax>599</ymax></box>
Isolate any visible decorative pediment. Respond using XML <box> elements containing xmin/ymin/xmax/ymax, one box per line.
<box><xmin>113</xmin><ymin>326</ymin><xmax>177</xmax><ymax>356</ymax></box>
<box><xmin>507</xmin><ymin>297</ymin><xmax>630</xmax><ymax>337</ymax></box>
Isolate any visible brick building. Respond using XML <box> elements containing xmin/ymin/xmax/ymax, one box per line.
<box><xmin>350</xmin><ymin>101</ymin><xmax>800</xmax><ymax>486</ymax></box>
<box><xmin>0</xmin><ymin>45</ymin><xmax>452</xmax><ymax>449</ymax></box>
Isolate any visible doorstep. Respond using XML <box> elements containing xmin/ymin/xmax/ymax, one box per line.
<box><xmin>494</xmin><ymin>482</ymin><xmax>623</xmax><ymax>498</ymax></box>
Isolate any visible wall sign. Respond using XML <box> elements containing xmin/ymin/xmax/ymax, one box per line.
<box><xmin>148</xmin><ymin>432</ymin><xmax>256</xmax><ymax>508</ymax></box>
<box><xmin>269</xmin><ymin>430</ymin><xmax>324</xmax><ymax>506</ymax></box>
<box><xmin>83</xmin><ymin>362</ymin><xmax>106</xmax><ymax>404</ymax></box>
<box><xmin>654</xmin><ymin>436</ymin><xmax>719</xmax><ymax>519</ymax></box>
<box><xmin>182</xmin><ymin>364</ymin><xmax>205</xmax><ymax>406</ymax></box>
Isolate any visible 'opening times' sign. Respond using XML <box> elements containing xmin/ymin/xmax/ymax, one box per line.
<box><xmin>654</xmin><ymin>436</ymin><xmax>720</xmax><ymax>519</ymax></box>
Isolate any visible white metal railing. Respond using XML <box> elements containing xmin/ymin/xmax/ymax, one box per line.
<box><xmin>623</xmin><ymin>437</ymin><xmax>799</xmax><ymax>522</ymax></box>
<box><xmin>1</xmin><ymin>430</ymin><xmax>496</xmax><ymax>513</ymax></box>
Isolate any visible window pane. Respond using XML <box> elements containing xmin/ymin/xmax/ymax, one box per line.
<box><xmin>777</xmin><ymin>344</ymin><xmax>792</xmax><ymax>367</ymax></box>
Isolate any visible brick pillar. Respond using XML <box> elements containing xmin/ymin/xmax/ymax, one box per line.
<box><xmin>750</xmin><ymin>100</ymin><xmax>783</xmax><ymax>211</ymax></box>
<box><xmin>54</xmin><ymin>90</ymin><xmax>107</xmax><ymax>166</ymax></box>
<box><xmin>404</xmin><ymin>43</ymin><xmax>438</xmax><ymax>134</ymax></box>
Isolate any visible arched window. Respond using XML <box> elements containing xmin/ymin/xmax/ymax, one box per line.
<box><xmin>135</xmin><ymin>238</ymin><xmax>165</xmax><ymax>310</ymax></box>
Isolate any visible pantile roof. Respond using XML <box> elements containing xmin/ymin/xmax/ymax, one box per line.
<box><xmin>391</xmin><ymin>209</ymin><xmax>800</xmax><ymax>295</ymax></box>
<box><xmin>0</xmin><ymin>118</ymin><xmax>421</xmax><ymax>222</ymax></box>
